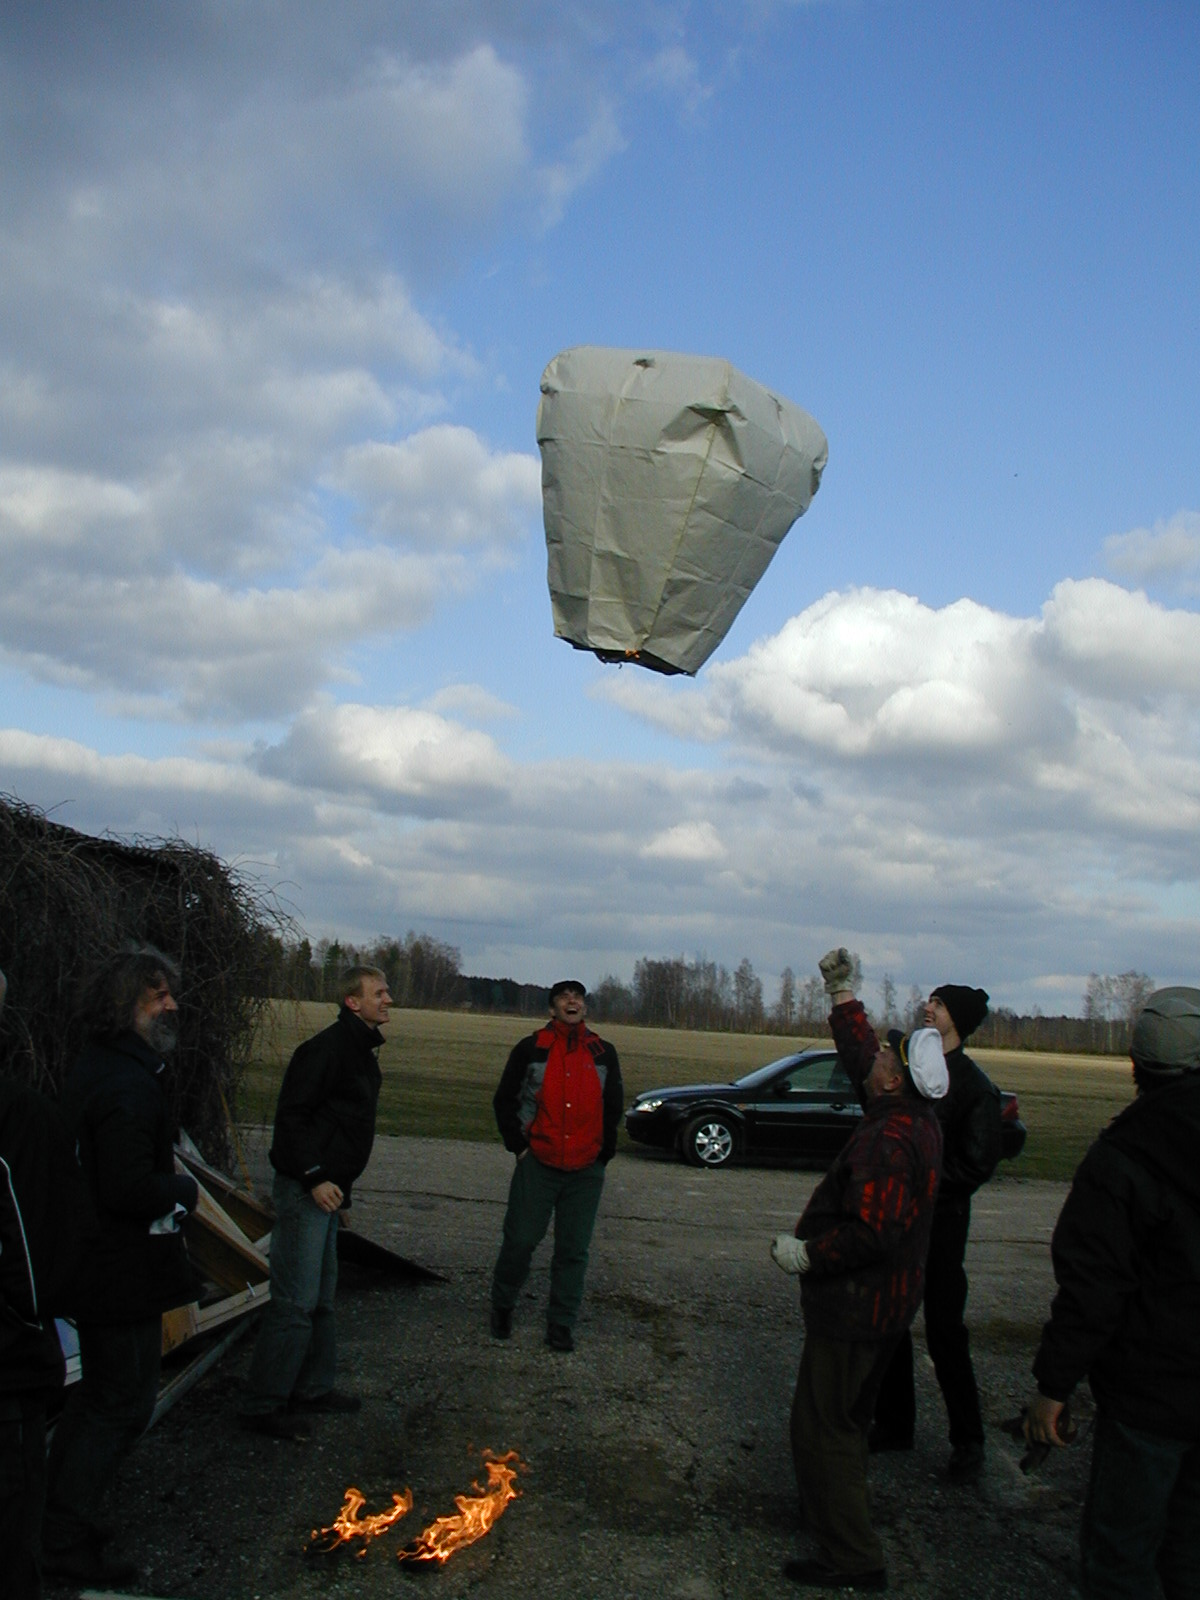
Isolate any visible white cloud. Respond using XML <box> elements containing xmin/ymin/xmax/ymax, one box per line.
<box><xmin>641</xmin><ymin>820</ymin><xmax>727</xmax><ymax>863</ymax></box>
<box><xmin>537</xmin><ymin>100</ymin><xmax>626</xmax><ymax>227</ymax></box>
<box><xmin>1039</xmin><ymin>577</ymin><xmax>1200</xmax><ymax>699</ymax></box>
<box><xmin>1104</xmin><ymin>509</ymin><xmax>1200</xmax><ymax>590</ymax></box>
<box><xmin>638</xmin><ymin>46</ymin><xmax>715</xmax><ymax>120</ymax></box>
<box><xmin>426</xmin><ymin>684</ymin><xmax>519</xmax><ymax>722</ymax></box>
<box><xmin>330</xmin><ymin>427</ymin><xmax>541</xmax><ymax>548</ymax></box>
<box><xmin>257</xmin><ymin>703</ymin><xmax>511</xmax><ymax>809</ymax></box>
<box><xmin>701</xmin><ymin>588</ymin><xmax>1044</xmax><ymax>759</ymax></box>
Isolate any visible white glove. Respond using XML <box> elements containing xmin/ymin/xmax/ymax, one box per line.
<box><xmin>819</xmin><ymin>948</ymin><xmax>854</xmax><ymax>999</ymax></box>
<box><xmin>771</xmin><ymin>1234</ymin><xmax>810</xmax><ymax>1274</ymax></box>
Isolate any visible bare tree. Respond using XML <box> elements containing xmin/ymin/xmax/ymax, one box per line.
<box><xmin>774</xmin><ymin>966</ymin><xmax>797</xmax><ymax>1031</ymax></box>
<box><xmin>1084</xmin><ymin>970</ymin><xmax>1155</xmax><ymax>1053</ymax></box>
<box><xmin>905</xmin><ymin>983</ymin><xmax>925</xmax><ymax>1030</ymax></box>
<box><xmin>797</xmin><ymin>976</ymin><xmax>825</xmax><ymax>1028</ymax></box>
<box><xmin>734</xmin><ymin>957</ymin><xmax>764</xmax><ymax>1031</ymax></box>
<box><xmin>880</xmin><ymin>973</ymin><xmax>898</xmax><ymax>1027</ymax></box>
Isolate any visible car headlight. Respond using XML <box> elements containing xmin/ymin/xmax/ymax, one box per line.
<box><xmin>632</xmin><ymin>1098</ymin><xmax>664</xmax><ymax>1113</ymax></box>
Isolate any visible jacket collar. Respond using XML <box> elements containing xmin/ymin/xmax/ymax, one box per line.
<box><xmin>109</xmin><ymin>1028</ymin><xmax>169</xmax><ymax>1077</ymax></box>
<box><xmin>337</xmin><ymin>1005</ymin><xmax>385</xmax><ymax>1052</ymax></box>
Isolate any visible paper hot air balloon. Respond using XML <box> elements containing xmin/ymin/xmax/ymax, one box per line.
<box><xmin>537</xmin><ymin>346</ymin><xmax>828</xmax><ymax>675</ymax></box>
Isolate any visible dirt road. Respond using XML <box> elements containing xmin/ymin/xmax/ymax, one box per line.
<box><xmin>92</xmin><ymin>1136</ymin><xmax>1089</xmax><ymax>1599</ymax></box>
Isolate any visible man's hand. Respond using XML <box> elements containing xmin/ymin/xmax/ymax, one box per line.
<box><xmin>771</xmin><ymin>1234</ymin><xmax>810</xmax><ymax>1274</ymax></box>
<box><xmin>819</xmin><ymin>948</ymin><xmax>854</xmax><ymax>1000</ymax></box>
<box><xmin>310</xmin><ymin>1180</ymin><xmax>344</xmax><ymax>1214</ymax></box>
<box><xmin>1023</xmin><ymin>1393</ymin><xmax>1069</xmax><ymax>1448</ymax></box>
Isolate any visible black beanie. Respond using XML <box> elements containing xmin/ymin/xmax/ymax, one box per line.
<box><xmin>931</xmin><ymin>984</ymin><xmax>989</xmax><ymax>1041</ymax></box>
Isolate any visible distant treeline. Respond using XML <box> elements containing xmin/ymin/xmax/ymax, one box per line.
<box><xmin>258</xmin><ymin>933</ymin><xmax>1153</xmax><ymax>1056</ymax></box>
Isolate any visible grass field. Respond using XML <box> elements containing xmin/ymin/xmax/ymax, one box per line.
<box><xmin>240</xmin><ymin>1003</ymin><xmax>1137</xmax><ymax>1184</ymax></box>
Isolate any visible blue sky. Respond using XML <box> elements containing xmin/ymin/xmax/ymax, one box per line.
<box><xmin>2</xmin><ymin>1</ymin><xmax>1198</xmax><ymax>1015</ymax></box>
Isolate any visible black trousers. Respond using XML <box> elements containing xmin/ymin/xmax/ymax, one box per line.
<box><xmin>44</xmin><ymin>1318</ymin><xmax>161</xmax><ymax>1550</ymax></box>
<box><xmin>873</xmin><ymin>1198</ymin><xmax>983</xmax><ymax>1447</ymax></box>
<box><xmin>0</xmin><ymin>1394</ymin><xmax>52</xmax><ymax>1600</ymax></box>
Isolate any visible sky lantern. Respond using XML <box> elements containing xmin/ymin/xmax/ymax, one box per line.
<box><xmin>537</xmin><ymin>346</ymin><xmax>828</xmax><ymax>676</ymax></box>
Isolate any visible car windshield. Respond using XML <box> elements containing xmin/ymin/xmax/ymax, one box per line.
<box><xmin>733</xmin><ymin>1053</ymin><xmax>848</xmax><ymax>1093</ymax></box>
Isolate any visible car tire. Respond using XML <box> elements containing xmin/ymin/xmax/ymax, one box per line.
<box><xmin>681</xmin><ymin>1113</ymin><xmax>739</xmax><ymax>1169</ymax></box>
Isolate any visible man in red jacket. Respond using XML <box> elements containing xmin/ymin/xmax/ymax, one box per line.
<box><xmin>490</xmin><ymin>980</ymin><xmax>623</xmax><ymax>1352</ymax></box>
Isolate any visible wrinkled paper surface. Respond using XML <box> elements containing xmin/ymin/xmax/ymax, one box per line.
<box><xmin>538</xmin><ymin>347</ymin><xmax>828</xmax><ymax>675</ymax></box>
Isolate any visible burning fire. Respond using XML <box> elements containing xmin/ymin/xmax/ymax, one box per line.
<box><xmin>307</xmin><ymin>1486</ymin><xmax>414</xmax><ymax>1556</ymax></box>
<box><xmin>306</xmin><ymin>1449</ymin><xmax>526</xmax><ymax>1564</ymax></box>
<box><xmin>398</xmin><ymin>1450</ymin><xmax>525</xmax><ymax>1565</ymax></box>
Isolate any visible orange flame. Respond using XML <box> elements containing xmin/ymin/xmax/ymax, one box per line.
<box><xmin>307</xmin><ymin>1485</ymin><xmax>414</xmax><ymax>1556</ymax></box>
<box><xmin>397</xmin><ymin>1450</ymin><xmax>525</xmax><ymax>1564</ymax></box>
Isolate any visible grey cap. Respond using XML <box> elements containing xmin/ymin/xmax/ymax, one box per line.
<box><xmin>1130</xmin><ymin>987</ymin><xmax>1200</xmax><ymax>1073</ymax></box>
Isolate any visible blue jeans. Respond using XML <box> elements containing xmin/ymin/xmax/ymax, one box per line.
<box><xmin>1081</xmin><ymin>1410</ymin><xmax>1200</xmax><ymax>1599</ymax></box>
<box><xmin>491</xmin><ymin>1156</ymin><xmax>605</xmax><ymax>1328</ymax></box>
<box><xmin>44</xmin><ymin>1318</ymin><xmax>161</xmax><ymax>1550</ymax></box>
<box><xmin>242</xmin><ymin>1173</ymin><xmax>339</xmax><ymax>1413</ymax></box>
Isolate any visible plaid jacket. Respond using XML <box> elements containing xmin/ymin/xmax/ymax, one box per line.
<box><xmin>797</xmin><ymin>1000</ymin><xmax>943</xmax><ymax>1342</ymax></box>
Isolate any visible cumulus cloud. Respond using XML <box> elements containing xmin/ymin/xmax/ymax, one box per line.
<box><xmin>330</xmin><ymin>427</ymin><xmax>541</xmax><ymax>548</ymax></box>
<box><xmin>256</xmin><ymin>703</ymin><xmax>512</xmax><ymax>811</ymax></box>
<box><xmin>6</xmin><ymin>595</ymin><xmax>1200</xmax><ymax>1013</ymax></box>
<box><xmin>1103</xmin><ymin>509</ymin><xmax>1200</xmax><ymax>593</ymax></box>
<box><xmin>610</xmin><ymin>581</ymin><xmax>1200</xmax><ymax>870</ymax></box>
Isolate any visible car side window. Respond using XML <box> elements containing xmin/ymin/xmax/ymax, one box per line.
<box><xmin>777</xmin><ymin>1058</ymin><xmax>840</xmax><ymax>1096</ymax></box>
<box><xmin>827</xmin><ymin>1061</ymin><xmax>853</xmax><ymax>1094</ymax></box>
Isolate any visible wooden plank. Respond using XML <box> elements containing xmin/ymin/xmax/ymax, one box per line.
<box><xmin>175</xmin><ymin>1143</ymin><xmax>275</xmax><ymax>1241</ymax></box>
<box><xmin>182</xmin><ymin>1183</ymin><xmax>270</xmax><ymax>1292</ymax></box>
<box><xmin>161</xmin><ymin>1303</ymin><xmax>199</xmax><ymax>1355</ymax></box>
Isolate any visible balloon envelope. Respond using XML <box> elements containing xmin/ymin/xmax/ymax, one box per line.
<box><xmin>537</xmin><ymin>346</ymin><xmax>828</xmax><ymax>675</ymax></box>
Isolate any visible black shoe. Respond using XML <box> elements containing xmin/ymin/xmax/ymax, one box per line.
<box><xmin>43</xmin><ymin>1540</ymin><xmax>141</xmax><ymax>1587</ymax></box>
<box><xmin>290</xmin><ymin>1388</ymin><xmax>362</xmax><ymax>1414</ymax></box>
<box><xmin>490</xmin><ymin>1305</ymin><xmax>513</xmax><ymax>1339</ymax></box>
<box><xmin>947</xmin><ymin>1440</ymin><xmax>985</xmax><ymax>1480</ymax></box>
<box><xmin>546</xmin><ymin>1322</ymin><xmax>575</xmax><ymax>1352</ymax></box>
<box><xmin>240</xmin><ymin>1408</ymin><xmax>312</xmax><ymax>1439</ymax></box>
<box><xmin>783</xmin><ymin>1556</ymin><xmax>887</xmax><ymax>1590</ymax></box>
<box><xmin>867</xmin><ymin>1423</ymin><xmax>913</xmax><ymax>1453</ymax></box>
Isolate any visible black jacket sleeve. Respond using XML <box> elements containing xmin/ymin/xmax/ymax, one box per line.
<box><xmin>940</xmin><ymin>1054</ymin><xmax>1003</xmax><ymax>1198</ymax></box>
<box><xmin>600</xmin><ymin>1043</ymin><xmax>624</xmax><ymax>1164</ymax></box>
<box><xmin>272</xmin><ymin>1033</ymin><xmax>341</xmax><ymax>1187</ymax></box>
<box><xmin>1032</xmin><ymin>1140</ymin><xmax>1144</xmax><ymax>1401</ymax></box>
<box><xmin>493</xmin><ymin>1037</ymin><xmax>535</xmax><ymax>1154</ymax></box>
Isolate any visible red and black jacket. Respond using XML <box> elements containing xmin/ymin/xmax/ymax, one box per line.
<box><xmin>493</xmin><ymin>1021</ymin><xmax>623</xmax><ymax>1170</ymax></box>
<box><xmin>796</xmin><ymin>1000</ymin><xmax>944</xmax><ymax>1342</ymax></box>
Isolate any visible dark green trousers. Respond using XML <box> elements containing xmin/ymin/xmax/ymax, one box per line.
<box><xmin>790</xmin><ymin>1333</ymin><xmax>893</xmax><ymax>1575</ymax></box>
<box><xmin>491</xmin><ymin>1154</ymin><xmax>605</xmax><ymax>1328</ymax></box>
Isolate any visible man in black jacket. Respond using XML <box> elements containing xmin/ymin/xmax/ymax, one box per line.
<box><xmin>43</xmin><ymin>944</ymin><xmax>200</xmax><ymax>1587</ymax></box>
<box><xmin>870</xmin><ymin>982</ymin><xmax>1002</xmax><ymax>1477</ymax></box>
<box><xmin>1026</xmin><ymin>986</ymin><xmax>1200</xmax><ymax>1600</ymax></box>
<box><xmin>240</xmin><ymin>966</ymin><xmax>390</xmax><ymax>1439</ymax></box>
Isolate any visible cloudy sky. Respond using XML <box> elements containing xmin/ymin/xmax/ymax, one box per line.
<box><xmin>3</xmin><ymin>1</ymin><xmax>1198</xmax><ymax>1015</ymax></box>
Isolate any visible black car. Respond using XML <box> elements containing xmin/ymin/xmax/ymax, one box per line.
<box><xmin>624</xmin><ymin>1047</ymin><xmax>1028</xmax><ymax>1169</ymax></box>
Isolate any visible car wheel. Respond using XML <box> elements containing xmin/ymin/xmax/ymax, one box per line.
<box><xmin>681</xmin><ymin>1114</ymin><xmax>739</xmax><ymax>1169</ymax></box>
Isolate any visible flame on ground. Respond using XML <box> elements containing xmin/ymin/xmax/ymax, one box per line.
<box><xmin>398</xmin><ymin>1450</ymin><xmax>526</xmax><ymax>1564</ymax></box>
<box><xmin>307</xmin><ymin>1486</ymin><xmax>414</xmax><ymax>1556</ymax></box>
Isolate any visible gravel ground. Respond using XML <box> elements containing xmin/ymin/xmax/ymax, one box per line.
<box><xmin>53</xmin><ymin>1135</ymin><xmax>1090</xmax><ymax>1600</ymax></box>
